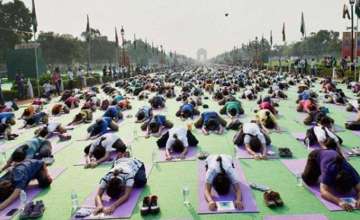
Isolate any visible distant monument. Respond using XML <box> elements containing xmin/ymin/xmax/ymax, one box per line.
<box><xmin>197</xmin><ymin>48</ymin><xmax>207</xmax><ymax>62</ymax></box>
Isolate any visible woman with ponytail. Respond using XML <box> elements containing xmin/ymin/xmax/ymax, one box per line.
<box><xmin>302</xmin><ymin>149</ymin><xmax>360</xmax><ymax>211</ymax></box>
<box><xmin>204</xmin><ymin>154</ymin><xmax>243</xmax><ymax>211</ymax></box>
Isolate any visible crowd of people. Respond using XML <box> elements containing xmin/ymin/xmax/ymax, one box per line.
<box><xmin>0</xmin><ymin>65</ymin><xmax>360</xmax><ymax>217</ymax></box>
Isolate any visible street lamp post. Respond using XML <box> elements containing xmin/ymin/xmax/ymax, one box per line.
<box><xmin>350</xmin><ymin>0</ymin><xmax>356</xmax><ymax>75</ymax></box>
<box><xmin>120</xmin><ymin>26</ymin><xmax>125</xmax><ymax>68</ymax></box>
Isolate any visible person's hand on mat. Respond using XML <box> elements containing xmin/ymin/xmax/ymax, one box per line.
<box><xmin>145</xmin><ymin>134</ymin><xmax>150</xmax><ymax>139</ymax></box>
<box><xmin>339</xmin><ymin>201</ymin><xmax>353</xmax><ymax>211</ymax></box>
<box><xmin>208</xmin><ymin>201</ymin><xmax>217</xmax><ymax>211</ymax></box>
<box><xmin>234</xmin><ymin>199</ymin><xmax>244</xmax><ymax>210</ymax></box>
<box><xmin>103</xmin><ymin>205</ymin><xmax>116</xmax><ymax>215</ymax></box>
<box><xmin>166</xmin><ymin>155</ymin><xmax>173</xmax><ymax>161</ymax></box>
<box><xmin>93</xmin><ymin>206</ymin><xmax>103</xmax><ymax>215</ymax></box>
<box><xmin>260</xmin><ymin>154</ymin><xmax>267</xmax><ymax>160</ymax></box>
<box><xmin>180</xmin><ymin>153</ymin><xmax>186</xmax><ymax>160</ymax></box>
<box><xmin>89</xmin><ymin>161</ymin><xmax>98</xmax><ymax>168</ymax></box>
<box><xmin>253</xmin><ymin>154</ymin><xmax>261</xmax><ymax>160</ymax></box>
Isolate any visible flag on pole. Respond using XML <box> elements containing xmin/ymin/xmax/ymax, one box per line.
<box><xmin>31</xmin><ymin>0</ymin><xmax>37</xmax><ymax>33</ymax></box>
<box><xmin>282</xmin><ymin>22</ymin><xmax>286</xmax><ymax>42</ymax></box>
<box><xmin>356</xmin><ymin>0</ymin><xmax>360</xmax><ymax>18</ymax></box>
<box><xmin>133</xmin><ymin>34</ymin><xmax>136</xmax><ymax>49</ymax></box>
<box><xmin>300</xmin><ymin>12</ymin><xmax>306</xmax><ymax>38</ymax></box>
<box><xmin>343</xmin><ymin>4</ymin><xmax>351</xmax><ymax>20</ymax></box>
<box><xmin>270</xmin><ymin>30</ymin><xmax>273</xmax><ymax>46</ymax></box>
<box><xmin>86</xmin><ymin>15</ymin><xmax>90</xmax><ymax>42</ymax></box>
<box><xmin>115</xmin><ymin>27</ymin><xmax>119</xmax><ymax>47</ymax></box>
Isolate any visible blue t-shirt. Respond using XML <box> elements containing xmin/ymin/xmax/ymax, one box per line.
<box><xmin>12</xmin><ymin>160</ymin><xmax>44</xmax><ymax>190</ymax></box>
<box><xmin>181</xmin><ymin>104</ymin><xmax>194</xmax><ymax>113</ymax></box>
<box><xmin>318</xmin><ymin>150</ymin><xmax>360</xmax><ymax>187</ymax></box>
<box><xmin>113</xmin><ymin>95</ymin><xmax>124</xmax><ymax>103</ymax></box>
<box><xmin>24</xmin><ymin>137</ymin><xmax>44</xmax><ymax>158</ymax></box>
<box><xmin>202</xmin><ymin>112</ymin><xmax>218</xmax><ymax>124</ymax></box>
<box><xmin>299</xmin><ymin>90</ymin><xmax>310</xmax><ymax>100</ymax></box>
<box><xmin>152</xmin><ymin>115</ymin><xmax>166</xmax><ymax>126</ymax></box>
<box><xmin>104</xmin><ymin>106</ymin><xmax>120</xmax><ymax>118</ymax></box>
<box><xmin>0</xmin><ymin>112</ymin><xmax>14</xmax><ymax>123</ymax></box>
<box><xmin>29</xmin><ymin>112</ymin><xmax>46</xmax><ymax>124</ymax></box>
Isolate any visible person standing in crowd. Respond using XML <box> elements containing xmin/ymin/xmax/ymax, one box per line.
<box><xmin>52</xmin><ymin>67</ymin><xmax>61</xmax><ymax>96</ymax></box>
<box><xmin>15</xmin><ymin>73</ymin><xmax>25</xmax><ymax>99</ymax></box>
<box><xmin>67</xmin><ymin>67</ymin><xmax>74</xmax><ymax>90</ymax></box>
<box><xmin>311</xmin><ymin>58</ymin><xmax>317</xmax><ymax>76</ymax></box>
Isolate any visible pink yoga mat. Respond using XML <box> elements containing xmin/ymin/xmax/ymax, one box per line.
<box><xmin>235</xmin><ymin>145</ymin><xmax>278</xmax><ymax>159</ymax></box>
<box><xmin>0</xmin><ymin>167</ymin><xmax>66</xmax><ymax>220</ymax></box>
<box><xmin>74</xmin><ymin>164</ymin><xmax>152</xmax><ymax>219</ymax></box>
<box><xmin>197</xmin><ymin>161</ymin><xmax>258</xmax><ymax>214</ymax></box>
<box><xmin>157</xmin><ymin>147</ymin><xmax>198</xmax><ymax>163</ymax></box>
<box><xmin>74</xmin><ymin>151</ymin><xmax>118</xmax><ymax>166</ymax></box>
<box><xmin>281</xmin><ymin>159</ymin><xmax>358</xmax><ymax>211</ymax></box>
<box><xmin>264</xmin><ymin>214</ymin><xmax>328</xmax><ymax>220</ymax></box>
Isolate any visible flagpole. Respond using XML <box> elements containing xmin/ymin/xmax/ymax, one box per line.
<box><xmin>34</xmin><ymin>32</ymin><xmax>40</xmax><ymax>97</ymax></box>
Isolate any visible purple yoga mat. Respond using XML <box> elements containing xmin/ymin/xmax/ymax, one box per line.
<box><xmin>197</xmin><ymin>161</ymin><xmax>258</xmax><ymax>214</ymax></box>
<box><xmin>74</xmin><ymin>164</ymin><xmax>152</xmax><ymax>219</ymax></box>
<box><xmin>74</xmin><ymin>151</ymin><xmax>118</xmax><ymax>166</ymax></box>
<box><xmin>235</xmin><ymin>145</ymin><xmax>278</xmax><ymax>159</ymax></box>
<box><xmin>264</xmin><ymin>214</ymin><xmax>328</xmax><ymax>220</ymax></box>
<box><xmin>0</xmin><ymin>167</ymin><xmax>66</xmax><ymax>220</ymax></box>
<box><xmin>157</xmin><ymin>147</ymin><xmax>198</xmax><ymax>162</ymax></box>
<box><xmin>352</xmin><ymin>130</ymin><xmax>360</xmax><ymax>137</ymax></box>
<box><xmin>292</xmin><ymin>132</ymin><xmax>321</xmax><ymax>149</ymax></box>
<box><xmin>281</xmin><ymin>159</ymin><xmax>358</xmax><ymax>211</ymax></box>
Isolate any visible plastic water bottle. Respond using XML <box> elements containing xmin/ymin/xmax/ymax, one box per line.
<box><xmin>151</xmin><ymin>149</ymin><xmax>157</xmax><ymax>164</ymax></box>
<box><xmin>127</xmin><ymin>144</ymin><xmax>133</xmax><ymax>157</ymax></box>
<box><xmin>20</xmin><ymin>190</ymin><xmax>27</xmax><ymax>211</ymax></box>
<box><xmin>296</xmin><ymin>173</ymin><xmax>303</xmax><ymax>187</ymax></box>
<box><xmin>133</xmin><ymin>129</ymin><xmax>138</xmax><ymax>141</ymax></box>
<box><xmin>182</xmin><ymin>186</ymin><xmax>190</xmax><ymax>206</ymax></box>
<box><xmin>0</xmin><ymin>151</ymin><xmax>6</xmax><ymax>166</ymax></box>
<box><xmin>71</xmin><ymin>191</ymin><xmax>79</xmax><ymax>214</ymax></box>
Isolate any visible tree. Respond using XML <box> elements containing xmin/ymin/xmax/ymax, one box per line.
<box><xmin>0</xmin><ymin>0</ymin><xmax>33</xmax><ymax>63</ymax></box>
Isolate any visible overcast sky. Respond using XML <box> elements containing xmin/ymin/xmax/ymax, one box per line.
<box><xmin>9</xmin><ymin>0</ymin><xmax>351</xmax><ymax>58</ymax></box>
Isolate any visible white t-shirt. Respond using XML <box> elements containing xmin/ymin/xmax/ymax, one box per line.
<box><xmin>99</xmin><ymin>158</ymin><xmax>143</xmax><ymax>188</ymax></box>
<box><xmin>165</xmin><ymin>128</ymin><xmax>189</xmax><ymax>150</ymax></box>
<box><xmin>314</xmin><ymin>126</ymin><xmax>339</xmax><ymax>143</ymax></box>
<box><xmin>47</xmin><ymin>122</ymin><xmax>60</xmax><ymax>133</ymax></box>
<box><xmin>205</xmin><ymin>154</ymin><xmax>240</xmax><ymax>185</ymax></box>
<box><xmin>243</xmin><ymin>122</ymin><xmax>262</xmax><ymax>136</ymax></box>
<box><xmin>90</xmin><ymin>133</ymin><xmax>120</xmax><ymax>153</ymax></box>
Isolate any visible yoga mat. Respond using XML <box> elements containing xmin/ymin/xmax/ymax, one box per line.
<box><xmin>73</xmin><ymin>164</ymin><xmax>152</xmax><ymax>219</ymax></box>
<box><xmin>52</xmin><ymin>140</ymin><xmax>74</xmax><ymax>154</ymax></box>
<box><xmin>197</xmin><ymin>160</ymin><xmax>258</xmax><ymax>214</ymax></box>
<box><xmin>157</xmin><ymin>147</ymin><xmax>198</xmax><ymax>162</ymax></box>
<box><xmin>0</xmin><ymin>167</ymin><xmax>66</xmax><ymax>220</ymax></box>
<box><xmin>264</xmin><ymin>214</ymin><xmax>328</xmax><ymax>220</ymax></box>
<box><xmin>352</xmin><ymin>130</ymin><xmax>360</xmax><ymax>137</ymax></box>
<box><xmin>281</xmin><ymin>159</ymin><xmax>358</xmax><ymax>211</ymax></box>
<box><xmin>74</xmin><ymin>151</ymin><xmax>118</xmax><ymax>166</ymax></box>
<box><xmin>235</xmin><ymin>145</ymin><xmax>278</xmax><ymax>159</ymax></box>
<box><xmin>292</xmin><ymin>132</ymin><xmax>321</xmax><ymax>149</ymax></box>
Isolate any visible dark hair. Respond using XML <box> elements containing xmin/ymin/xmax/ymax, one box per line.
<box><xmin>137</xmin><ymin>111</ymin><xmax>145</xmax><ymax>121</ymax></box>
<box><xmin>334</xmin><ymin>156</ymin><xmax>354</xmax><ymax>193</ymax></box>
<box><xmin>38</xmin><ymin>127</ymin><xmax>49</xmax><ymax>138</ymax></box>
<box><xmin>212</xmin><ymin>156</ymin><xmax>231</xmax><ymax>195</ymax></box>
<box><xmin>93</xmin><ymin>137</ymin><xmax>107</xmax><ymax>159</ymax></box>
<box><xmin>229</xmin><ymin>108</ymin><xmax>237</xmax><ymax>117</ymax></box>
<box><xmin>112</xmin><ymin>139</ymin><xmax>127</xmax><ymax>153</ymax></box>
<box><xmin>320</xmin><ymin>116</ymin><xmax>333</xmax><ymax>127</ymax></box>
<box><xmin>206</xmin><ymin>119</ymin><xmax>219</xmax><ymax>131</ymax></box>
<box><xmin>182</xmin><ymin>109</ymin><xmax>191</xmax><ymax>119</ymax></box>
<box><xmin>0</xmin><ymin>180</ymin><xmax>15</xmax><ymax>202</ymax></box>
<box><xmin>52</xmin><ymin>105</ymin><xmax>61</xmax><ymax>115</ymax></box>
<box><xmin>149</xmin><ymin>122</ymin><xmax>159</xmax><ymax>133</ymax></box>
<box><xmin>106</xmin><ymin>171</ymin><xmax>125</xmax><ymax>199</ymax></box>
<box><xmin>171</xmin><ymin>134</ymin><xmax>184</xmax><ymax>153</ymax></box>
<box><xmin>74</xmin><ymin>113</ymin><xmax>84</xmax><ymax>122</ymax></box>
<box><xmin>11</xmin><ymin>145</ymin><xmax>28</xmax><ymax>162</ymax></box>
<box><xmin>264</xmin><ymin>116</ymin><xmax>275</xmax><ymax>129</ymax></box>
<box><xmin>249</xmin><ymin>137</ymin><xmax>262</xmax><ymax>152</ymax></box>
